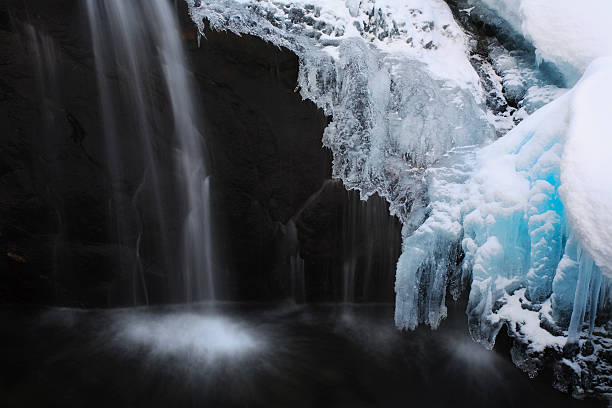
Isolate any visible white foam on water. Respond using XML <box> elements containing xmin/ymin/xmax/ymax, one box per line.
<box><xmin>114</xmin><ymin>312</ymin><xmax>263</xmax><ymax>361</ymax></box>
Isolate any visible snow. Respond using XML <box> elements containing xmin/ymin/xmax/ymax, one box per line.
<box><xmin>560</xmin><ymin>57</ymin><xmax>612</xmax><ymax>280</ymax></box>
<box><xmin>396</xmin><ymin>56</ymin><xmax>612</xmax><ymax>348</ymax></box>
<box><xmin>191</xmin><ymin>0</ymin><xmax>481</xmax><ymax>91</ymax></box>
<box><xmin>561</xmin><ymin>358</ymin><xmax>583</xmax><ymax>376</ymax></box>
<box><xmin>188</xmin><ymin>0</ymin><xmax>494</xmax><ymax>228</ymax></box>
<box><xmin>189</xmin><ymin>0</ymin><xmax>612</xmax><ymax>367</ymax></box>
<box><xmin>478</xmin><ymin>0</ymin><xmax>612</xmax><ymax>85</ymax></box>
<box><xmin>493</xmin><ymin>289</ymin><xmax>565</xmax><ymax>352</ymax></box>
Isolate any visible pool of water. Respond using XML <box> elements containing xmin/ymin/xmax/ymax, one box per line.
<box><xmin>0</xmin><ymin>302</ymin><xmax>602</xmax><ymax>407</ymax></box>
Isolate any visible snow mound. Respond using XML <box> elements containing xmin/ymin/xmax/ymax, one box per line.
<box><xmin>478</xmin><ymin>0</ymin><xmax>612</xmax><ymax>85</ymax></box>
<box><xmin>560</xmin><ymin>57</ymin><xmax>612</xmax><ymax>280</ymax></box>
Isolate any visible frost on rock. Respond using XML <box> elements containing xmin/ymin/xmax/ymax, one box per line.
<box><xmin>188</xmin><ymin>0</ymin><xmax>494</xmax><ymax>222</ymax></box>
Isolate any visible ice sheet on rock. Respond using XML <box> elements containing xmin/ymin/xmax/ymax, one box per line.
<box><xmin>396</xmin><ymin>57</ymin><xmax>612</xmax><ymax>351</ymax></box>
<box><xmin>476</xmin><ymin>0</ymin><xmax>612</xmax><ymax>85</ymax></box>
<box><xmin>189</xmin><ymin>2</ymin><xmax>612</xmax><ymax>388</ymax></box>
<box><xmin>485</xmin><ymin>44</ymin><xmax>566</xmax><ymax>116</ymax></box>
<box><xmin>463</xmin><ymin>58</ymin><xmax>612</xmax><ymax>347</ymax></box>
<box><xmin>447</xmin><ymin>0</ymin><xmax>569</xmax><ymax>134</ymax></box>
<box><xmin>395</xmin><ymin>146</ymin><xmax>476</xmax><ymax>330</ymax></box>
<box><xmin>188</xmin><ymin>0</ymin><xmax>493</xmax><ymax>221</ymax></box>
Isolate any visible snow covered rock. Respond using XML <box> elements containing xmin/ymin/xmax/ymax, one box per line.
<box><xmin>187</xmin><ymin>0</ymin><xmax>612</xmax><ymax>400</ymax></box>
<box><xmin>188</xmin><ymin>0</ymin><xmax>494</xmax><ymax>223</ymax></box>
<box><xmin>476</xmin><ymin>0</ymin><xmax>612</xmax><ymax>85</ymax></box>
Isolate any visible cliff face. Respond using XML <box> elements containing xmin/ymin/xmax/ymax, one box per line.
<box><xmin>0</xmin><ymin>0</ymin><xmax>400</xmax><ymax>306</ymax></box>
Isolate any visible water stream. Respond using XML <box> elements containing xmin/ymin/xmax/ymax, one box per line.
<box><xmin>85</xmin><ymin>0</ymin><xmax>215</xmax><ymax>304</ymax></box>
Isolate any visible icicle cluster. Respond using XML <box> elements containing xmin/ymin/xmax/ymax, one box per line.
<box><xmin>187</xmin><ymin>2</ymin><xmax>612</xmax><ymax>392</ymax></box>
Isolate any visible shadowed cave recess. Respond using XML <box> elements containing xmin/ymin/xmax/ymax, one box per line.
<box><xmin>1</xmin><ymin>0</ymin><xmax>611</xmax><ymax>406</ymax></box>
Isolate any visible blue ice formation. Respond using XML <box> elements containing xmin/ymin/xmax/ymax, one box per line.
<box><xmin>396</xmin><ymin>58</ymin><xmax>612</xmax><ymax>356</ymax></box>
<box><xmin>187</xmin><ymin>0</ymin><xmax>612</xmax><ymax>372</ymax></box>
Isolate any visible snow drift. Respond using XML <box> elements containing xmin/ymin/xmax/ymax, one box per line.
<box><xmin>477</xmin><ymin>0</ymin><xmax>612</xmax><ymax>85</ymax></box>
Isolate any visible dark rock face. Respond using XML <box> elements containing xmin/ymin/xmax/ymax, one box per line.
<box><xmin>191</xmin><ymin>23</ymin><xmax>401</xmax><ymax>302</ymax></box>
<box><xmin>1</xmin><ymin>0</ymin><xmax>121</xmax><ymax>306</ymax></box>
<box><xmin>0</xmin><ymin>0</ymin><xmax>401</xmax><ymax>306</ymax></box>
<box><xmin>188</xmin><ymin>23</ymin><xmax>332</xmax><ymax>301</ymax></box>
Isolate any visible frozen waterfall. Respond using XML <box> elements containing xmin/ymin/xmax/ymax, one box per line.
<box><xmin>187</xmin><ymin>0</ymin><xmax>612</xmax><ymax>398</ymax></box>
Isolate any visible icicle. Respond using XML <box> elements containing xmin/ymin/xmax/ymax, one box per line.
<box><xmin>588</xmin><ymin>268</ymin><xmax>601</xmax><ymax>337</ymax></box>
<box><xmin>567</xmin><ymin>247</ymin><xmax>595</xmax><ymax>343</ymax></box>
<box><xmin>535</xmin><ymin>49</ymin><xmax>543</xmax><ymax>69</ymax></box>
<box><xmin>599</xmin><ymin>279</ymin><xmax>608</xmax><ymax>311</ymax></box>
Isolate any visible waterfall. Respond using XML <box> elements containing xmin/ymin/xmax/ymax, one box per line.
<box><xmin>25</xmin><ymin>24</ymin><xmax>64</xmax><ymax>296</ymax></box>
<box><xmin>286</xmin><ymin>220</ymin><xmax>305</xmax><ymax>303</ymax></box>
<box><xmin>25</xmin><ymin>24</ymin><xmax>61</xmax><ymax>131</ymax></box>
<box><xmin>281</xmin><ymin>180</ymin><xmax>337</xmax><ymax>303</ymax></box>
<box><xmin>342</xmin><ymin>192</ymin><xmax>359</xmax><ymax>303</ymax></box>
<box><xmin>86</xmin><ymin>0</ymin><xmax>215</xmax><ymax>303</ymax></box>
<box><xmin>342</xmin><ymin>191</ymin><xmax>401</xmax><ymax>303</ymax></box>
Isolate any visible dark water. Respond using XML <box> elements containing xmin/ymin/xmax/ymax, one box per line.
<box><xmin>0</xmin><ymin>303</ymin><xmax>603</xmax><ymax>408</ymax></box>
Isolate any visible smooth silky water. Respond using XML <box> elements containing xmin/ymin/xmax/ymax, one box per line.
<box><xmin>5</xmin><ymin>2</ymin><xmax>607</xmax><ymax>407</ymax></box>
<box><xmin>0</xmin><ymin>303</ymin><xmax>603</xmax><ymax>408</ymax></box>
<box><xmin>85</xmin><ymin>0</ymin><xmax>215</xmax><ymax>304</ymax></box>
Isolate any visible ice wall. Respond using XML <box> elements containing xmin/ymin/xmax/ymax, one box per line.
<box><xmin>188</xmin><ymin>0</ymin><xmax>494</xmax><ymax>224</ymax></box>
<box><xmin>187</xmin><ymin>1</ymin><xmax>612</xmax><ymax>384</ymax></box>
<box><xmin>396</xmin><ymin>58</ymin><xmax>612</xmax><ymax>353</ymax></box>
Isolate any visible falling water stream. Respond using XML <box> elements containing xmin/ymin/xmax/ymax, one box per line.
<box><xmin>281</xmin><ymin>180</ymin><xmax>336</xmax><ymax>303</ymax></box>
<box><xmin>341</xmin><ymin>191</ymin><xmax>402</xmax><ymax>303</ymax></box>
<box><xmin>86</xmin><ymin>0</ymin><xmax>215</xmax><ymax>304</ymax></box>
<box><xmin>25</xmin><ymin>24</ymin><xmax>64</xmax><ymax>297</ymax></box>
<box><xmin>3</xmin><ymin>3</ymin><xmax>609</xmax><ymax>406</ymax></box>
